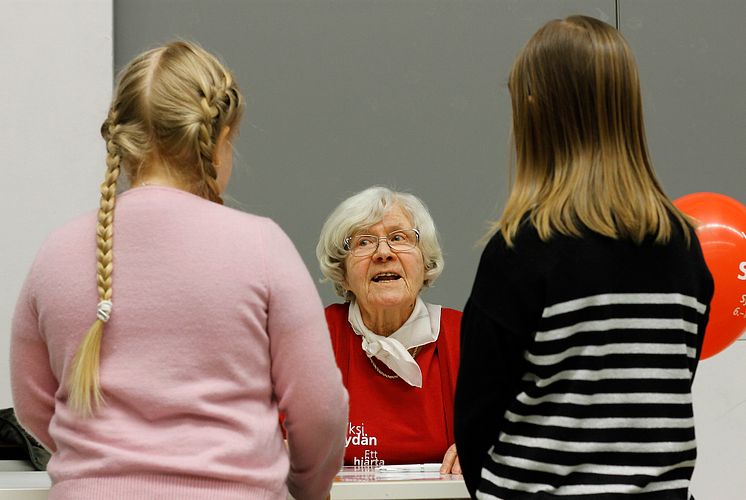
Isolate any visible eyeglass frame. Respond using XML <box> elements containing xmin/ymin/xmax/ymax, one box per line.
<box><xmin>343</xmin><ymin>228</ymin><xmax>421</xmax><ymax>257</ymax></box>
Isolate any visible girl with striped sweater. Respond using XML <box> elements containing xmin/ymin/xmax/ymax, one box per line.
<box><xmin>454</xmin><ymin>15</ymin><xmax>714</xmax><ymax>500</ymax></box>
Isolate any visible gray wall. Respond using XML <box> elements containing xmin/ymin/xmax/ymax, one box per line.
<box><xmin>114</xmin><ymin>0</ymin><xmax>615</xmax><ymax>308</ymax></box>
<box><xmin>622</xmin><ymin>0</ymin><xmax>746</xmax><ymax>200</ymax></box>
<box><xmin>115</xmin><ymin>0</ymin><xmax>746</xmax><ymax>309</ymax></box>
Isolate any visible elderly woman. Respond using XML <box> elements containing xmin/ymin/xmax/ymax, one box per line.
<box><xmin>317</xmin><ymin>186</ymin><xmax>462</xmax><ymax>473</ymax></box>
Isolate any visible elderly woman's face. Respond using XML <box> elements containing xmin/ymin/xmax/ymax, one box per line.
<box><xmin>343</xmin><ymin>205</ymin><xmax>425</xmax><ymax>316</ymax></box>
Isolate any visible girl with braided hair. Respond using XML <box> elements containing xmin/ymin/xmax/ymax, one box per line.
<box><xmin>10</xmin><ymin>41</ymin><xmax>347</xmax><ymax>500</ymax></box>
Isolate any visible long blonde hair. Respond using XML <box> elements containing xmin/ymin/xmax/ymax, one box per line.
<box><xmin>496</xmin><ymin>15</ymin><xmax>691</xmax><ymax>246</ymax></box>
<box><xmin>68</xmin><ymin>41</ymin><xmax>244</xmax><ymax>415</ymax></box>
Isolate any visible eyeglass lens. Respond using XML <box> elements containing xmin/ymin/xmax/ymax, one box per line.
<box><xmin>347</xmin><ymin>229</ymin><xmax>418</xmax><ymax>256</ymax></box>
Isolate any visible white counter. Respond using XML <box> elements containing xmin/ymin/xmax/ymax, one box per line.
<box><xmin>0</xmin><ymin>461</ymin><xmax>50</xmax><ymax>500</ymax></box>
<box><xmin>0</xmin><ymin>462</ymin><xmax>468</xmax><ymax>500</ymax></box>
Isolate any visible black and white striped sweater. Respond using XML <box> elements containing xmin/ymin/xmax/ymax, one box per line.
<box><xmin>455</xmin><ymin>220</ymin><xmax>713</xmax><ymax>499</ymax></box>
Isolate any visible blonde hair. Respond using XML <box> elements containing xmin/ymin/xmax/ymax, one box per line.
<box><xmin>496</xmin><ymin>15</ymin><xmax>692</xmax><ymax>246</ymax></box>
<box><xmin>317</xmin><ymin>186</ymin><xmax>444</xmax><ymax>301</ymax></box>
<box><xmin>68</xmin><ymin>41</ymin><xmax>244</xmax><ymax>415</ymax></box>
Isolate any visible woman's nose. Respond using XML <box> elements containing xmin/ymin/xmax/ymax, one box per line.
<box><xmin>373</xmin><ymin>239</ymin><xmax>395</xmax><ymax>260</ymax></box>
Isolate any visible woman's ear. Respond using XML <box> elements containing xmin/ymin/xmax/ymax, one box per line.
<box><xmin>213</xmin><ymin>125</ymin><xmax>232</xmax><ymax>167</ymax></box>
<box><xmin>213</xmin><ymin>125</ymin><xmax>234</xmax><ymax>194</ymax></box>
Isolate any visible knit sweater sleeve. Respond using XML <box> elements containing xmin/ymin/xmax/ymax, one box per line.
<box><xmin>454</xmin><ymin>230</ymin><xmax>543</xmax><ymax>496</ymax></box>
<box><xmin>10</xmin><ymin>251</ymin><xmax>57</xmax><ymax>452</ymax></box>
<box><xmin>261</xmin><ymin>220</ymin><xmax>349</xmax><ymax>500</ymax></box>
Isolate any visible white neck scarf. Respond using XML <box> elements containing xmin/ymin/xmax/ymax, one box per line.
<box><xmin>348</xmin><ymin>297</ymin><xmax>442</xmax><ymax>387</ymax></box>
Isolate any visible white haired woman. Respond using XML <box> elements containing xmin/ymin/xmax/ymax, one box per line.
<box><xmin>317</xmin><ymin>186</ymin><xmax>462</xmax><ymax>473</ymax></box>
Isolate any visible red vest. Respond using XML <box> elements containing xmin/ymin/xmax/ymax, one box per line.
<box><xmin>325</xmin><ymin>303</ymin><xmax>461</xmax><ymax>466</ymax></box>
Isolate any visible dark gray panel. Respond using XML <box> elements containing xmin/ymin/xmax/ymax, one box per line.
<box><xmin>620</xmin><ymin>0</ymin><xmax>746</xmax><ymax>202</ymax></box>
<box><xmin>115</xmin><ymin>0</ymin><xmax>615</xmax><ymax>308</ymax></box>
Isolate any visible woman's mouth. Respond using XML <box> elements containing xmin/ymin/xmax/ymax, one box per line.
<box><xmin>371</xmin><ymin>272</ymin><xmax>401</xmax><ymax>283</ymax></box>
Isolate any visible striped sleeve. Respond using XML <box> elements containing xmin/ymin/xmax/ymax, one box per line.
<box><xmin>455</xmin><ymin>231</ymin><xmax>543</xmax><ymax>496</ymax></box>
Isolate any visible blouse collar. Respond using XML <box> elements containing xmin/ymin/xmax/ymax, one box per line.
<box><xmin>347</xmin><ymin>297</ymin><xmax>441</xmax><ymax>387</ymax></box>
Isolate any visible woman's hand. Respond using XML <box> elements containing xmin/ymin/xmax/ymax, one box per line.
<box><xmin>440</xmin><ymin>443</ymin><xmax>461</xmax><ymax>474</ymax></box>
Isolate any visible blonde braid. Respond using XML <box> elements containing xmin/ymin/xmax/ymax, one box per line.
<box><xmin>196</xmin><ymin>85</ymin><xmax>224</xmax><ymax>204</ymax></box>
<box><xmin>68</xmin><ymin>110</ymin><xmax>121</xmax><ymax>415</ymax></box>
<box><xmin>67</xmin><ymin>41</ymin><xmax>244</xmax><ymax>416</ymax></box>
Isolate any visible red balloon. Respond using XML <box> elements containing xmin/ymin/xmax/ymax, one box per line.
<box><xmin>674</xmin><ymin>192</ymin><xmax>746</xmax><ymax>359</ymax></box>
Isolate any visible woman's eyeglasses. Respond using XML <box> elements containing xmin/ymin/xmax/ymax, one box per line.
<box><xmin>344</xmin><ymin>229</ymin><xmax>420</xmax><ymax>257</ymax></box>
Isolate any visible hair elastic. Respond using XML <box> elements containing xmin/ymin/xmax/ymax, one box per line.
<box><xmin>96</xmin><ymin>300</ymin><xmax>113</xmax><ymax>322</ymax></box>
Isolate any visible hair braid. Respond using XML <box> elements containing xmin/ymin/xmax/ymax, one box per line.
<box><xmin>195</xmin><ymin>83</ymin><xmax>225</xmax><ymax>204</ymax></box>
<box><xmin>68</xmin><ymin>41</ymin><xmax>244</xmax><ymax>416</ymax></box>
<box><xmin>96</xmin><ymin>125</ymin><xmax>120</xmax><ymax>300</ymax></box>
<box><xmin>68</xmin><ymin>110</ymin><xmax>121</xmax><ymax>415</ymax></box>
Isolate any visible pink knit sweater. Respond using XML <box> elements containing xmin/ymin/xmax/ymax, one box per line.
<box><xmin>11</xmin><ymin>186</ymin><xmax>348</xmax><ymax>500</ymax></box>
